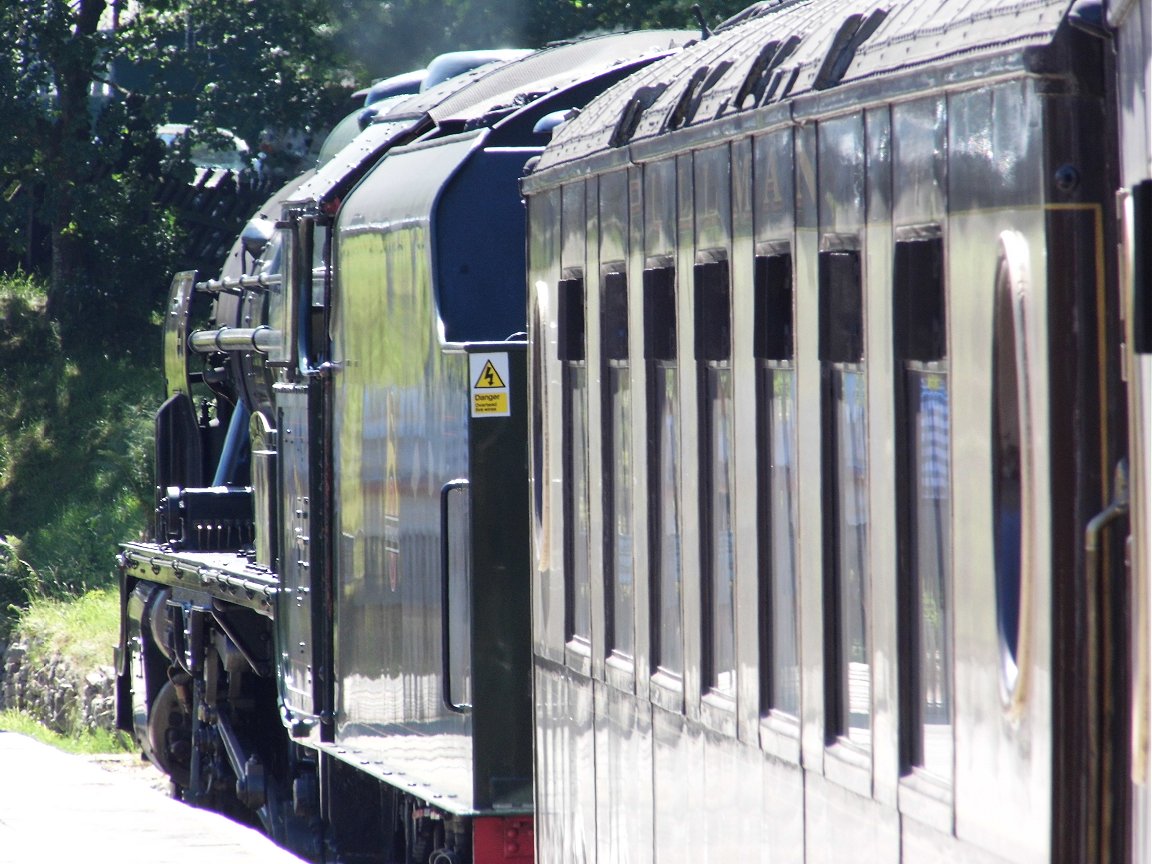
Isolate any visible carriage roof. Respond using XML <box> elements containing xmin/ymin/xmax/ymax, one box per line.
<box><xmin>529</xmin><ymin>0</ymin><xmax>1074</xmax><ymax>177</ymax></box>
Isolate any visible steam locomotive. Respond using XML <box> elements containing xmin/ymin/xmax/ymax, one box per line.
<box><xmin>116</xmin><ymin>1</ymin><xmax>1152</xmax><ymax>862</ymax></box>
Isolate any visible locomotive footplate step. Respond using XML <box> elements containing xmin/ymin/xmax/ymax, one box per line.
<box><xmin>0</xmin><ymin>732</ymin><xmax>305</xmax><ymax>863</ymax></box>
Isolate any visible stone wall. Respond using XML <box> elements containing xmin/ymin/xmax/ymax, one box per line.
<box><xmin>0</xmin><ymin>637</ymin><xmax>117</xmax><ymax>736</ymax></box>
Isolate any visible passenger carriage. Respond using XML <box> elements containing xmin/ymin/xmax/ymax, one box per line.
<box><xmin>524</xmin><ymin>1</ymin><xmax>1137</xmax><ymax>860</ymax></box>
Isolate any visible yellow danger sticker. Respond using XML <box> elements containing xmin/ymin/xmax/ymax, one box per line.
<box><xmin>473</xmin><ymin>391</ymin><xmax>509</xmax><ymax>414</ymax></box>
<box><xmin>470</xmin><ymin>353</ymin><xmax>510</xmax><ymax>418</ymax></box>
<box><xmin>474</xmin><ymin>359</ymin><xmax>506</xmax><ymax>389</ymax></box>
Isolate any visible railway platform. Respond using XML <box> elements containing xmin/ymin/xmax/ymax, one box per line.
<box><xmin>0</xmin><ymin>731</ymin><xmax>307</xmax><ymax>864</ymax></box>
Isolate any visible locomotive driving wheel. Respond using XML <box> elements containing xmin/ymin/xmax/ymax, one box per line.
<box><xmin>147</xmin><ymin>677</ymin><xmax>193</xmax><ymax>792</ymax></box>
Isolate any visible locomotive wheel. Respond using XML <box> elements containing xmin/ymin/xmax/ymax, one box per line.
<box><xmin>147</xmin><ymin>678</ymin><xmax>192</xmax><ymax>790</ymax></box>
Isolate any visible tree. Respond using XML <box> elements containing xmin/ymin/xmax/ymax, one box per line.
<box><xmin>118</xmin><ymin>0</ymin><xmax>351</xmax><ymax>174</ymax></box>
<box><xmin>0</xmin><ymin>0</ymin><xmax>350</xmax><ymax>338</ymax></box>
<box><xmin>0</xmin><ymin>0</ymin><xmax>752</xmax><ymax>337</ymax></box>
<box><xmin>0</xmin><ymin>1</ymin><xmax>112</xmax><ymax>320</ymax></box>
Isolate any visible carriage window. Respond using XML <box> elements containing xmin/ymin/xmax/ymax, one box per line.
<box><xmin>602</xmin><ymin>270</ymin><xmax>634</xmax><ymax>661</ymax></box>
<box><xmin>993</xmin><ymin>244</ymin><xmax>1024</xmax><ymax>689</ymax></box>
<box><xmin>820</xmin><ymin>248</ymin><xmax>870</xmax><ymax>749</ymax></box>
<box><xmin>697</xmin><ymin>258</ymin><xmax>735</xmax><ymax>698</ymax></box>
<box><xmin>755</xmin><ymin>252</ymin><xmax>799</xmax><ymax>717</ymax></box>
<box><xmin>645</xmin><ymin>265</ymin><xmax>682</xmax><ymax>677</ymax></box>
<box><xmin>893</xmin><ymin>236</ymin><xmax>952</xmax><ymax>782</ymax></box>
<box><xmin>560</xmin><ymin>274</ymin><xmax>590</xmax><ymax>646</ymax></box>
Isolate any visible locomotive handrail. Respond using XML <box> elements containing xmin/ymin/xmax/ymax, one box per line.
<box><xmin>188</xmin><ymin>325</ymin><xmax>277</xmax><ymax>355</ymax></box>
<box><xmin>440</xmin><ymin>478</ymin><xmax>472</xmax><ymax>715</ymax></box>
<box><xmin>195</xmin><ymin>273</ymin><xmax>281</xmax><ymax>296</ymax></box>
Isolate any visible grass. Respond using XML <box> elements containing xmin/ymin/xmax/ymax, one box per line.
<box><xmin>0</xmin><ymin>708</ymin><xmax>132</xmax><ymax>753</ymax></box>
<box><xmin>0</xmin><ymin>268</ymin><xmax>46</xmax><ymax>302</ymax></box>
<box><xmin>1</xmin><ymin>587</ymin><xmax>132</xmax><ymax>753</ymax></box>
<box><xmin>16</xmin><ymin>587</ymin><xmax>121</xmax><ymax>673</ymax></box>
<box><xmin>0</xmin><ymin>709</ymin><xmax>132</xmax><ymax>754</ymax></box>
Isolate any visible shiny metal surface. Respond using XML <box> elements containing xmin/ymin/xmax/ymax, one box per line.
<box><xmin>599</xmin><ymin>172</ymin><xmax>636</xmax><ymax>671</ymax></box>
<box><xmin>946</xmin><ymin>80</ymin><xmax>1050</xmax><ymax>863</ymax></box>
<box><xmin>806</xmin><ymin>772</ymin><xmax>900</xmax><ymax>864</ymax></box>
<box><xmin>287</xmin><ymin>120</ymin><xmax>416</xmax><ymax>213</ymax></box>
<box><xmin>526</xmin><ymin>0</ymin><xmax>1071</xmax><ymax>178</ymax></box>
<box><xmin>892</xmin><ymin>97</ymin><xmax>947</xmax><ymax>227</ymax></box>
<box><xmin>524</xmin><ymin>2</ymin><xmax>1126</xmax><ymax>861</ymax></box>
<box><xmin>534</xmin><ymin>663</ymin><xmax>595</xmax><ymax>862</ymax></box>
<box><xmin>275</xmin><ymin>389</ymin><xmax>315</xmax><ymax>723</ymax></box>
<box><xmin>651</xmin><ymin>707</ymin><xmax>705</xmax><ymax>863</ymax></box>
<box><xmin>693</xmin><ymin>144</ymin><xmax>731</xmax><ymax>254</ymax></box>
<box><xmin>329</xmin><ymin>134</ymin><xmax>481</xmax><ymax>804</ymax></box>
<box><xmin>593</xmin><ymin>682</ymin><xmax>653</xmax><ymax>863</ymax></box>
<box><xmin>1111</xmin><ymin>3</ymin><xmax>1152</xmax><ymax>861</ymax></box>
<box><xmin>207</xmin><ymin>170</ymin><xmax>316</xmax><ymax>421</ymax></box>
<box><xmin>250</xmin><ymin>412</ymin><xmax>276</xmax><ymax>569</ymax></box>
<box><xmin>888</xmin><ymin>95</ymin><xmax>949</xmax><ymax>814</ymax></box>
<box><xmin>187</xmin><ymin>325</ymin><xmax>275</xmax><ymax>355</ymax></box>
<box><xmin>425</xmin><ymin>32</ymin><xmax>694</xmax><ymax>128</ymax></box>
<box><xmin>901</xmin><ymin>816</ymin><xmax>1011</xmax><ymax>864</ymax></box>
<box><xmin>163</xmin><ymin>272</ymin><xmax>196</xmax><ymax>399</ymax></box>
<box><xmin>529</xmin><ymin>188</ymin><xmax>566</xmax><ymax>667</ymax></box>
<box><xmin>753</xmin><ymin>129</ymin><xmax>794</xmax><ymax>244</ymax></box>
<box><xmin>119</xmin><ymin>544</ymin><xmax>277</xmax><ymax>615</ymax></box>
<box><xmin>643</xmin><ymin>159</ymin><xmax>677</xmax><ymax>262</ymax></box>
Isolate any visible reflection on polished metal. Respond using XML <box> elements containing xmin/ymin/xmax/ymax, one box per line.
<box><xmin>195</xmin><ymin>272</ymin><xmax>281</xmax><ymax>296</ymax></box>
<box><xmin>188</xmin><ymin>325</ymin><xmax>278</xmax><ymax>354</ymax></box>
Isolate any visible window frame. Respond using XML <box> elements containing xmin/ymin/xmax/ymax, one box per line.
<box><xmin>892</xmin><ymin>230</ymin><xmax>954</xmax><ymax>795</ymax></box>
<box><xmin>644</xmin><ymin>263</ymin><xmax>684</xmax><ymax>697</ymax></box>
<box><xmin>559</xmin><ymin>272</ymin><xmax>592</xmax><ymax>657</ymax></box>
<box><xmin>695</xmin><ymin>255</ymin><xmax>737</xmax><ymax>703</ymax></box>
<box><xmin>601</xmin><ymin>267</ymin><xmax>636</xmax><ymax>671</ymax></box>
<box><xmin>754</xmin><ymin>248</ymin><xmax>802</xmax><ymax>727</ymax></box>
<box><xmin>818</xmin><ymin>244</ymin><xmax>872</xmax><ymax>756</ymax></box>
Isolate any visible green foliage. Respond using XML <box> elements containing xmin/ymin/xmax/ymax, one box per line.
<box><xmin>0</xmin><ymin>1</ymin><xmax>181</xmax><ymax>337</ymax></box>
<box><xmin>0</xmin><ymin>711</ymin><xmax>133</xmax><ymax>754</ymax></box>
<box><xmin>0</xmin><ymin>1</ymin><xmax>353</xmax><ymax>338</ymax></box>
<box><xmin>1</xmin><ymin>588</ymin><xmax>129</xmax><ymax>751</ymax></box>
<box><xmin>118</xmin><ymin>0</ymin><xmax>352</xmax><ymax>167</ymax></box>
<box><xmin>0</xmin><ymin>273</ymin><xmax>159</xmax><ymax>631</ymax></box>
<box><xmin>0</xmin><ymin>537</ymin><xmax>38</xmax><ymax>639</ymax></box>
<box><xmin>0</xmin><ymin>0</ymin><xmax>754</xmax><ymax>325</ymax></box>
<box><xmin>16</xmin><ymin>587</ymin><xmax>122</xmax><ymax>674</ymax></box>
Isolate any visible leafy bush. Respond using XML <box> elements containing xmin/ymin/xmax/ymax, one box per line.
<box><xmin>0</xmin><ymin>272</ymin><xmax>159</xmax><ymax>632</ymax></box>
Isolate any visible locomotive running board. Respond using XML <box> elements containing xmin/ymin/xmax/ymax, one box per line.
<box><xmin>118</xmin><ymin>542</ymin><xmax>278</xmax><ymax>616</ymax></box>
